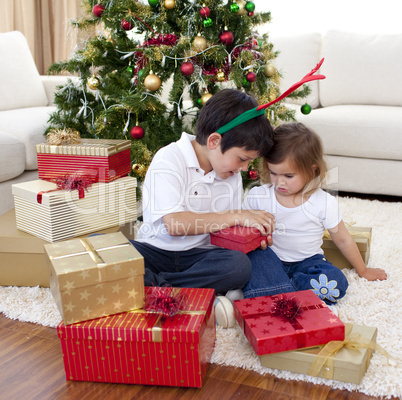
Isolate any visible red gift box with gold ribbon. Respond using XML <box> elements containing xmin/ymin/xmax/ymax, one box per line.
<box><xmin>36</xmin><ymin>139</ymin><xmax>131</xmax><ymax>183</ymax></box>
<box><xmin>57</xmin><ymin>287</ymin><xmax>216</xmax><ymax>388</ymax></box>
<box><xmin>233</xmin><ymin>290</ymin><xmax>345</xmax><ymax>356</ymax></box>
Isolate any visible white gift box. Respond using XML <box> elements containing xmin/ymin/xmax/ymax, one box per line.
<box><xmin>12</xmin><ymin>177</ymin><xmax>137</xmax><ymax>242</ymax></box>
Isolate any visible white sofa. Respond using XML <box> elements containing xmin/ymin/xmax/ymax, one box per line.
<box><xmin>0</xmin><ymin>31</ymin><xmax>70</xmax><ymax>216</ymax></box>
<box><xmin>271</xmin><ymin>30</ymin><xmax>402</xmax><ymax>197</ymax></box>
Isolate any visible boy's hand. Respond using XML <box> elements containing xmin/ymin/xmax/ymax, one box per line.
<box><xmin>240</xmin><ymin>210</ymin><xmax>275</xmax><ymax>236</ymax></box>
<box><xmin>359</xmin><ymin>267</ymin><xmax>387</xmax><ymax>281</ymax></box>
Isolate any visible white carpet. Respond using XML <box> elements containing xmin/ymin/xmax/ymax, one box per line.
<box><xmin>0</xmin><ymin>196</ymin><xmax>401</xmax><ymax>398</ymax></box>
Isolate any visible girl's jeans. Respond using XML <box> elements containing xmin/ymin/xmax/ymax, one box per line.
<box><xmin>131</xmin><ymin>240</ymin><xmax>251</xmax><ymax>294</ymax></box>
<box><xmin>244</xmin><ymin>247</ymin><xmax>349</xmax><ymax>304</ymax></box>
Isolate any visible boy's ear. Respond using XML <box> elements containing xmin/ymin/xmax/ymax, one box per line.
<box><xmin>207</xmin><ymin>132</ymin><xmax>222</xmax><ymax>150</ymax></box>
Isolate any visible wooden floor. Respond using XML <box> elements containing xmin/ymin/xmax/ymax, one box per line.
<box><xmin>0</xmin><ymin>313</ymin><xmax>399</xmax><ymax>400</ymax></box>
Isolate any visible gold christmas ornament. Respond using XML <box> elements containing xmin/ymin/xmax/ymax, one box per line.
<box><xmin>264</xmin><ymin>63</ymin><xmax>276</xmax><ymax>77</ymax></box>
<box><xmin>236</xmin><ymin>0</ymin><xmax>248</xmax><ymax>15</ymax></box>
<box><xmin>164</xmin><ymin>0</ymin><xmax>176</xmax><ymax>9</ymax></box>
<box><xmin>201</xmin><ymin>92</ymin><xmax>213</xmax><ymax>105</ymax></box>
<box><xmin>144</xmin><ymin>71</ymin><xmax>162</xmax><ymax>91</ymax></box>
<box><xmin>216</xmin><ymin>69</ymin><xmax>225</xmax><ymax>82</ymax></box>
<box><xmin>132</xmin><ymin>163</ymin><xmax>147</xmax><ymax>178</ymax></box>
<box><xmin>192</xmin><ymin>34</ymin><xmax>208</xmax><ymax>52</ymax></box>
<box><xmin>46</xmin><ymin>128</ymin><xmax>81</xmax><ymax>145</ymax></box>
<box><xmin>87</xmin><ymin>75</ymin><xmax>101</xmax><ymax>90</ymax></box>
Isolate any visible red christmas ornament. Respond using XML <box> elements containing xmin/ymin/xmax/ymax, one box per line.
<box><xmin>92</xmin><ymin>3</ymin><xmax>105</xmax><ymax>18</ymax></box>
<box><xmin>143</xmin><ymin>33</ymin><xmax>179</xmax><ymax>47</ymax></box>
<box><xmin>121</xmin><ymin>19</ymin><xmax>133</xmax><ymax>31</ymax></box>
<box><xmin>248</xmin><ymin>168</ymin><xmax>258</xmax><ymax>180</ymax></box>
<box><xmin>219</xmin><ymin>30</ymin><xmax>234</xmax><ymax>46</ymax></box>
<box><xmin>248</xmin><ymin>11</ymin><xmax>254</xmax><ymax>17</ymax></box>
<box><xmin>130</xmin><ymin>125</ymin><xmax>145</xmax><ymax>139</ymax></box>
<box><xmin>246</xmin><ymin>71</ymin><xmax>257</xmax><ymax>82</ymax></box>
<box><xmin>200</xmin><ymin>6</ymin><xmax>210</xmax><ymax>18</ymax></box>
<box><xmin>180</xmin><ymin>61</ymin><xmax>195</xmax><ymax>76</ymax></box>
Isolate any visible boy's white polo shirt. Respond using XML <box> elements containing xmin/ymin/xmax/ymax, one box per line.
<box><xmin>136</xmin><ymin>132</ymin><xmax>243</xmax><ymax>251</ymax></box>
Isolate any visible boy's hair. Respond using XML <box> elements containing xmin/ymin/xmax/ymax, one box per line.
<box><xmin>195</xmin><ymin>89</ymin><xmax>273</xmax><ymax>157</ymax></box>
<box><xmin>261</xmin><ymin>122</ymin><xmax>327</xmax><ymax>196</ymax></box>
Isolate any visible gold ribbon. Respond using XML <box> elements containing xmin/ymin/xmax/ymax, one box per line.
<box><xmin>307</xmin><ymin>323</ymin><xmax>389</xmax><ymax>379</ymax></box>
<box><xmin>323</xmin><ymin>222</ymin><xmax>371</xmax><ymax>246</ymax></box>
<box><xmin>46</xmin><ymin>128</ymin><xmax>81</xmax><ymax>145</ymax></box>
<box><xmin>50</xmin><ymin>237</ymin><xmax>132</xmax><ymax>282</ymax></box>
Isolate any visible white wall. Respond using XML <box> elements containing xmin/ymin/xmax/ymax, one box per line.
<box><xmin>254</xmin><ymin>0</ymin><xmax>402</xmax><ymax>36</ymax></box>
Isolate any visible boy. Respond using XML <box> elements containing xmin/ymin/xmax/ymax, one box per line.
<box><xmin>132</xmin><ymin>89</ymin><xmax>274</xmax><ymax>300</ymax></box>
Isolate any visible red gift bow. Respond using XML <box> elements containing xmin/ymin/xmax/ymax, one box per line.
<box><xmin>37</xmin><ymin>173</ymin><xmax>94</xmax><ymax>204</ymax></box>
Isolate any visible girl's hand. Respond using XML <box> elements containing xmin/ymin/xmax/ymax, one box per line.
<box><xmin>359</xmin><ymin>267</ymin><xmax>387</xmax><ymax>281</ymax></box>
<box><xmin>259</xmin><ymin>234</ymin><xmax>273</xmax><ymax>250</ymax></box>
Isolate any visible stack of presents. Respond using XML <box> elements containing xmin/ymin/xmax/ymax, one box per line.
<box><xmin>0</xmin><ymin>134</ymin><xmax>383</xmax><ymax>388</ymax></box>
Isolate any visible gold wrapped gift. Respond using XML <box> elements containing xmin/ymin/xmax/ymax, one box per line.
<box><xmin>260</xmin><ymin>323</ymin><xmax>387</xmax><ymax>384</ymax></box>
<box><xmin>0</xmin><ymin>208</ymin><xmax>127</xmax><ymax>287</ymax></box>
<box><xmin>44</xmin><ymin>232</ymin><xmax>144</xmax><ymax>325</ymax></box>
<box><xmin>322</xmin><ymin>226</ymin><xmax>371</xmax><ymax>269</ymax></box>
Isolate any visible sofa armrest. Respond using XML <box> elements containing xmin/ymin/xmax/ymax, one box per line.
<box><xmin>40</xmin><ymin>75</ymin><xmax>78</xmax><ymax>105</ymax></box>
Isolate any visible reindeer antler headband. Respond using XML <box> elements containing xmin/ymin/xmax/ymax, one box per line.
<box><xmin>216</xmin><ymin>59</ymin><xmax>325</xmax><ymax>135</ymax></box>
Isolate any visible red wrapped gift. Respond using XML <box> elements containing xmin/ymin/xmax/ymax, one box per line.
<box><xmin>57</xmin><ymin>287</ymin><xmax>216</xmax><ymax>388</ymax></box>
<box><xmin>36</xmin><ymin>139</ymin><xmax>131</xmax><ymax>183</ymax></box>
<box><xmin>210</xmin><ymin>226</ymin><xmax>267</xmax><ymax>253</ymax></box>
<box><xmin>234</xmin><ymin>290</ymin><xmax>345</xmax><ymax>356</ymax></box>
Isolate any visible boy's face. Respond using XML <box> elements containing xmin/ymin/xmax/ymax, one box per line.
<box><xmin>211</xmin><ymin>146</ymin><xmax>259</xmax><ymax>180</ymax></box>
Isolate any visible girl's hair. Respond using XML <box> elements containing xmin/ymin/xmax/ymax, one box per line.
<box><xmin>261</xmin><ymin>122</ymin><xmax>327</xmax><ymax>197</ymax></box>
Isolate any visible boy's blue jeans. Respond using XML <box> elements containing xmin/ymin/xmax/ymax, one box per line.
<box><xmin>131</xmin><ymin>240</ymin><xmax>251</xmax><ymax>293</ymax></box>
<box><xmin>244</xmin><ymin>247</ymin><xmax>349</xmax><ymax>304</ymax></box>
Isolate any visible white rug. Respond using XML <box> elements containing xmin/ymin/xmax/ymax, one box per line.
<box><xmin>0</xmin><ymin>196</ymin><xmax>401</xmax><ymax>398</ymax></box>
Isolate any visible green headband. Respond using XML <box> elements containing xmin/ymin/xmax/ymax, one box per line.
<box><xmin>215</xmin><ymin>58</ymin><xmax>326</xmax><ymax>135</ymax></box>
<box><xmin>216</xmin><ymin>107</ymin><xmax>266</xmax><ymax>134</ymax></box>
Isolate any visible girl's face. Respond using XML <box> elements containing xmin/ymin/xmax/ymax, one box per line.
<box><xmin>267</xmin><ymin>158</ymin><xmax>308</xmax><ymax>197</ymax></box>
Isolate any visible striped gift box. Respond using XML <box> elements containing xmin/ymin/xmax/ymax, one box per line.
<box><xmin>36</xmin><ymin>139</ymin><xmax>132</xmax><ymax>183</ymax></box>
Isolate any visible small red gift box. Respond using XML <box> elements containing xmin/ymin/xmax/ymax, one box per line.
<box><xmin>233</xmin><ymin>290</ymin><xmax>345</xmax><ymax>356</ymax></box>
<box><xmin>36</xmin><ymin>139</ymin><xmax>131</xmax><ymax>183</ymax></box>
<box><xmin>210</xmin><ymin>226</ymin><xmax>267</xmax><ymax>253</ymax></box>
<box><xmin>57</xmin><ymin>287</ymin><xmax>216</xmax><ymax>388</ymax></box>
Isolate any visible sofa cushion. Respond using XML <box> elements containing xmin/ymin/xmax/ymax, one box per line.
<box><xmin>271</xmin><ymin>33</ymin><xmax>321</xmax><ymax>109</ymax></box>
<box><xmin>0</xmin><ymin>131</ymin><xmax>25</xmax><ymax>182</ymax></box>
<box><xmin>294</xmin><ymin>104</ymin><xmax>402</xmax><ymax>161</ymax></box>
<box><xmin>0</xmin><ymin>106</ymin><xmax>56</xmax><ymax>170</ymax></box>
<box><xmin>320</xmin><ymin>30</ymin><xmax>402</xmax><ymax>107</ymax></box>
<box><xmin>0</xmin><ymin>31</ymin><xmax>49</xmax><ymax>111</ymax></box>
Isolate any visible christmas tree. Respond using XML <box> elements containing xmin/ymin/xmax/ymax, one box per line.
<box><xmin>47</xmin><ymin>0</ymin><xmax>310</xmax><ymax>188</ymax></box>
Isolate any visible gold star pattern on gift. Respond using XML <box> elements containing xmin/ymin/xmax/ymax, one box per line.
<box><xmin>97</xmin><ymin>295</ymin><xmax>107</xmax><ymax>305</ymax></box>
<box><xmin>128</xmin><ymin>289</ymin><xmax>138</xmax><ymax>298</ymax></box>
<box><xmin>81</xmin><ymin>306</ymin><xmax>93</xmax><ymax>317</ymax></box>
<box><xmin>113</xmin><ymin>300</ymin><xmax>123</xmax><ymax>310</ymax></box>
<box><xmin>112</xmin><ymin>283</ymin><xmax>122</xmax><ymax>293</ymax></box>
<box><xmin>80</xmin><ymin>269</ymin><xmax>91</xmax><ymax>280</ymax></box>
<box><xmin>80</xmin><ymin>290</ymin><xmax>91</xmax><ymax>301</ymax></box>
<box><xmin>112</xmin><ymin>263</ymin><xmax>122</xmax><ymax>273</ymax></box>
<box><xmin>65</xmin><ymin>302</ymin><xmax>76</xmax><ymax>312</ymax></box>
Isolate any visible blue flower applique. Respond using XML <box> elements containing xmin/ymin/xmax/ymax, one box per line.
<box><xmin>310</xmin><ymin>274</ymin><xmax>340</xmax><ymax>302</ymax></box>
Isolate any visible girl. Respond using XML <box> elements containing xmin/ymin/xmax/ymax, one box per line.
<box><xmin>242</xmin><ymin>122</ymin><xmax>387</xmax><ymax>303</ymax></box>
